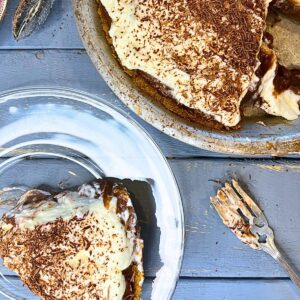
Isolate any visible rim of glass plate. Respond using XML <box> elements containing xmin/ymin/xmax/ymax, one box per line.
<box><xmin>0</xmin><ymin>86</ymin><xmax>185</xmax><ymax>300</ymax></box>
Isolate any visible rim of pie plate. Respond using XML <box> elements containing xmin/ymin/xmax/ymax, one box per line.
<box><xmin>72</xmin><ymin>0</ymin><xmax>300</xmax><ymax>156</ymax></box>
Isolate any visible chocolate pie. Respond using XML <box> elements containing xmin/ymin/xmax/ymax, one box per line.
<box><xmin>97</xmin><ymin>0</ymin><xmax>300</xmax><ymax>130</ymax></box>
<box><xmin>0</xmin><ymin>180</ymin><xmax>144</xmax><ymax>300</ymax></box>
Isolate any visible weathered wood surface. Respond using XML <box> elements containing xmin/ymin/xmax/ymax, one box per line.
<box><xmin>171</xmin><ymin>159</ymin><xmax>300</xmax><ymax>278</ymax></box>
<box><xmin>0</xmin><ymin>0</ymin><xmax>300</xmax><ymax>298</ymax></box>
<box><xmin>0</xmin><ymin>49</ymin><xmax>222</xmax><ymax>158</ymax></box>
<box><xmin>0</xmin><ymin>159</ymin><xmax>299</xmax><ymax>279</ymax></box>
<box><xmin>0</xmin><ymin>0</ymin><xmax>82</xmax><ymax>49</ymax></box>
<box><xmin>1</xmin><ymin>49</ymin><xmax>298</xmax><ymax>159</ymax></box>
<box><xmin>3</xmin><ymin>277</ymin><xmax>300</xmax><ymax>300</ymax></box>
<box><xmin>0</xmin><ymin>0</ymin><xmax>295</xmax><ymax>159</ymax></box>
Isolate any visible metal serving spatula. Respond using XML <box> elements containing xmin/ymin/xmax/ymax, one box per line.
<box><xmin>211</xmin><ymin>180</ymin><xmax>300</xmax><ymax>289</ymax></box>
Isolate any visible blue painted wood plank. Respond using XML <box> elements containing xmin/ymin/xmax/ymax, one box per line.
<box><xmin>1</xmin><ymin>278</ymin><xmax>299</xmax><ymax>300</ymax></box>
<box><xmin>171</xmin><ymin>159</ymin><xmax>300</xmax><ymax>278</ymax></box>
<box><xmin>2</xmin><ymin>49</ymin><xmax>298</xmax><ymax>159</ymax></box>
<box><xmin>0</xmin><ymin>1</ymin><xmax>298</xmax><ymax>160</ymax></box>
<box><xmin>170</xmin><ymin>279</ymin><xmax>300</xmax><ymax>300</ymax></box>
<box><xmin>0</xmin><ymin>158</ymin><xmax>299</xmax><ymax>278</ymax></box>
<box><xmin>0</xmin><ymin>1</ymin><xmax>298</xmax><ymax>299</ymax></box>
<box><xmin>0</xmin><ymin>0</ymin><xmax>82</xmax><ymax>49</ymax></box>
<box><xmin>0</xmin><ymin>49</ymin><xmax>218</xmax><ymax>158</ymax></box>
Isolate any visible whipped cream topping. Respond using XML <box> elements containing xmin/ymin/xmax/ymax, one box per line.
<box><xmin>258</xmin><ymin>50</ymin><xmax>300</xmax><ymax>120</ymax></box>
<box><xmin>0</xmin><ymin>185</ymin><xmax>143</xmax><ymax>300</ymax></box>
<box><xmin>100</xmin><ymin>0</ymin><xmax>269</xmax><ymax>127</ymax></box>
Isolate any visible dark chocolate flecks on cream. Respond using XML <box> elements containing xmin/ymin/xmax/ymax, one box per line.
<box><xmin>100</xmin><ymin>0</ymin><xmax>271</xmax><ymax>127</ymax></box>
<box><xmin>0</xmin><ymin>180</ymin><xmax>144</xmax><ymax>300</ymax></box>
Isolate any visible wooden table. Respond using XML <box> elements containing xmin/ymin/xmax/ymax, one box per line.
<box><xmin>0</xmin><ymin>1</ymin><xmax>299</xmax><ymax>299</ymax></box>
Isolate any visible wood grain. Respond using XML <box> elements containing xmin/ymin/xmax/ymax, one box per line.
<box><xmin>171</xmin><ymin>158</ymin><xmax>300</xmax><ymax>277</ymax></box>
<box><xmin>1</xmin><ymin>49</ymin><xmax>297</xmax><ymax>159</ymax></box>
<box><xmin>2</xmin><ymin>277</ymin><xmax>300</xmax><ymax>300</ymax></box>
<box><xmin>0</xmin><ymin>158</ymin><xmax>299</xmax><ymax>278</ymax></box>
<box><xmin>0</xmin><ymin>1</ymin><xmax>299</xmax><ymax>298</ymax></box>
<box><xmin>0</xmin><ymin>0</ymin><xmax>297</xmax><ymax>159</ymax></box>
<box><xmin>0</xmin><ymin>49</ymin><xmax>220</xmax><ymax>158</ymax></box>
<box><xmin>0</xmin><ymin>0</ymin><xmax>82</xmax><ymax>49</ymax></box>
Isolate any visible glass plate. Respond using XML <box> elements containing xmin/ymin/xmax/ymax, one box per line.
<box><xmin>0</xmin><ymin>87</ymin><xmax>184</xmax><ymax>300</ymax></box>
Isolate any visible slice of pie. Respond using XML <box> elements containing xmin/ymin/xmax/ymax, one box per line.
<box><xmin>0</xmin><ymin>180</ymin><xmax>144</xmax><ymax>300</ymax></box>
<box><xmin>98</xmin><ymin>0</ymin><xmax>271</xmax><ymax>129</ymax></box>
<box><xmin>97</xmin><ymin>0</ymin><xmax>300</xmax><ymax>129</ymax></box>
